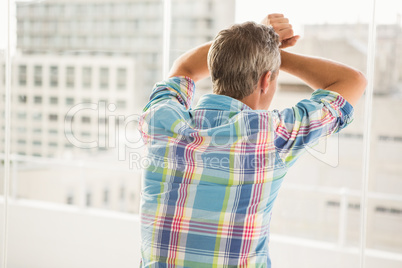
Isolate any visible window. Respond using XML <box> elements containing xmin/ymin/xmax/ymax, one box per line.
<box><xmin>81</xmin><ymin>116</ymin><xmax>91</xmax><ymax>124</ymax></box>
<box><xmin>116</xmin><ymin>100</ymin><xmax>126</xmax><ymax>109</ymax></box>
<box><xmin>66</xmin><ymin>193</ymin><xmax>74</xmax><ymax>205</ymax></box>
<box><xmin>4</xmin><ymin>1</ymin><xmax>401</xmax><ymax>268</ymax></box>
<box><xmin>86</xmin><ymin>192</ymin><xmax>92</xmax><ymax>207</ymax></box>
<box><xmin>65</xmin><ymin>97</ymin><xmax>74</xmax><ymax>105</ymax></box>
<box><xmin>117</xmin><ymin>67</ymin><xmax>127</xmax><ymax>90</ymax></box>
<box><xmin>17</xmin><ymin>112</ymin><xmax>27</xmax><ymax>120</ymax></box>
<box><xmin>49</xmin><ymin>66</ymin><xmax>58</xmax><ymax>87</ymax></box>
<box><xmin>99</xmin><ymin>67</ymin><xmax>109</xmax><ymax>89</ymax></box>
<box><xmin>34</xmin><ymin>65</ymin><xmax>42</xmax><ymax>86</ymax></box>
<box><xmin>34</xmin><ymin>96</ymin><xmax>42</xmax><ymax>104</ymax></box>
<box><xmin>120</xmin><ymin>186</ymin><xmax>125</xmax><ymax>201</ymax></box>
<box><xmin>18</xmin><ymin>65</ymin><xmax>27</xmax><ymax>86</ymax></box>
<box><xmin>82</xmin><ymin>67</ymin><xmax>92</xmax><ymax>88</ymax></box>
<box><xmin>18</xmin><ymin>95</ymin><xmax>27</xmax><ymax>104</ymax></box>
<box><xmin>32</xmin><ymin>140</ymin><xmax>42</xmax><ymax>146</ymax></box>
<box><xmin>32</xmin><ymin>113</ymin><xmax>42</xmax><ymax>121</ymax></box>
<box><xmin>64</xmin><ymin>143</ymin><xmax>73</xmax><ymax>148</ymax></box>
<box><xmin>103</xmin><ymin>189</ymin><xmax>109</xmax><ymax>205</ymax></box>
<box><xmin>49</xmin><ymin>142</ymin><xmax>58</xmax><ymax>147</ymax></box>
<box><xmin>17</xmin><ymin>127</ymin><xmax>26</xmax><ymax>133</ymax></box>
<box><xmin>17</xmin><ymin>139</ymin><xmax>26</xmax><ymax>145</ymax></box>
<box><xmin>49</xmin><ymin>114</ymin><xmax>58</xmax><ymax>121</ymax></box>
<box><xmin>66</xmin><ymin>66</ymin><xmax>75</xmax><ymax>88</ymax></box>
<box><xmin>49</xmin><ymin>97</ymin><xmax>58</xmax><ymax>104</ymax></box>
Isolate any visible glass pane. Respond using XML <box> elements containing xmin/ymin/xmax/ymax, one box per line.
<box><xmin>235</xmin><ymin>0</ymin><xmax>370</xmax><ymax>267</ymax></box>
<box><xmin>5</xmin><ymin>0</ymin><xmax>164</xmax><ymax>267</ymax></box>
<box><xmin>365</xmin><ymin>0</ymin><xmax>402</xmax><ymax>262</ymax></box>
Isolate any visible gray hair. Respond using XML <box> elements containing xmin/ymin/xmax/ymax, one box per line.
<box><xmin>207</xmin><ymin>21</ymin><xmax>281</xmax><ymax>100</ymax></box>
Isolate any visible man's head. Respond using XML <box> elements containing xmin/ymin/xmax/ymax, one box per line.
<box><xmin>208</xmin><ymin>21</ymin><xmax>281</xmax><ymax>109</ymax></box>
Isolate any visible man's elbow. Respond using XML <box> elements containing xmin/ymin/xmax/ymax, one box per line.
<box><xmin>347</xmin><ymin>70</ymin><xmax>367</xmax><ymax>104</ymax></box>
<box><xmin>353</xmin><ymin>70</ymin><xmax>368</xmax><ymax>94</ymax></box>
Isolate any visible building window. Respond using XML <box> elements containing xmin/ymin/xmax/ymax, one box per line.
<box><xmin>86</xmin><ymin>192</ymin><xmax>92</xmax><ymax>207</ymax></box>
<box><xmin>33</xmin><ymin>140</ymin><xmax>42</xmax><ymax>146</ymax></box>
<box><xmin>49</xmin><ymin>129</ymin><xmax>58</xmax><ymax>135</ymax></box>
<box><xmin>66</xmin><ymin>193</ymin><xmax>74</xmax><ymax>205</ymax></box>
<box><xmin>17</xmin><ymin>112</ymin><xmax>27</xmax><ymax>120</ymax></box>
<box><xmin>49</xmin><ymin>142</ymin><xmax>58</xmax><ymax>147</ymax></box>
<box><xmin>50</xmin><ymin>66</ymin><xmax>58</xmax><ymax>87</ymax></box>
<box><xmin>103</xmin><ymin>189</ymin><xmax>109</xmax><ymax>205</ymax></box>
<box><xmin>117</xmin><ymin>68</ymin><xmax>127</xmax><ymax>90</ymax></box>
<box><xmin>120</xmin><ymin>186</ymin><xmax>125</xmax><ymax>201</ymax></box>
<box><xmin>32</xmin><ymin>112</ymin><xmax>42</xmax><ymax>121</ymax></box>
<box><xmin>49</xmin><ymin>97</ymin><xmax>58</xmax><ymax>104</ymax></box>
<box><xmin>81</xmin><ymin>116</ymin><xmax>91</xmax><ymax>124</ymax></box>
<box><xmin>18</xmin><ymin>95</ymin><xmax>27</xmax><ymax>104</ymax></box>
<box><xmin>18</xmin><ymin>65</ymin><xmax>27</xmax><ymax>86</ymax></box>
<box><xmin>65</xmin><ymin>97</ymin><xmax>75</xmax><ymax>105</ymax></box>
<box><xmin>116</xmin><ymin>100</ymin><xmax>127</xmax><ymax>109</ymax></box>
<box><xmin>82</xmin><ymin>67</ymin><xmax>92</xmax><ymax>88</ymax></box>
<box><xmin>49</xmin><ymin>114</ymin><xmax>58</xmax><ymax>121</ymax></box>
<box><xmin>17</xmin><ymin>126</ymin><xmax>26</xmax><ymax>133</ymax></box>
<box><xmin>99</xmin><ymin>67</ymin><xmax>109</xmax><ymax>89</ymax></box>
<box><xmin>34</xmin><ymin>96</ymin><xmax>42</xmax><ymax>104</ymax></box>
<box><xmin>34</xmin><ymin>65</ymin><xmax>42</xmax><ymax>86</ymax></box>
<box><xmin>17</xmin><ymin>139</ymin><xmax>26</xmax><ymax>145</ymax></box>
<box><xmin>66</xmin><ymin>66</ymin><xmax>75</xmax><ymax>88</ymax></box>
<box><xmin>64</xmin><ymin>143</ymin><xmax>73</xmax><ymax>148</ymax></box>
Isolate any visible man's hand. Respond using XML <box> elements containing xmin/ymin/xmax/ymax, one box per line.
<box><xmin>261</xmin><ymin>14</ymin><xmax>300</xmax><ymax>49</ymax></box>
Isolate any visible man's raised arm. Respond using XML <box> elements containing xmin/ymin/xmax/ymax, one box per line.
<box><xmin>263</xmin><ymin>14</ymin><xmax>367</xmax><ymax>106</ymax></box>
<box><xmin>168</xmin><ymin>41</ymin><xmax>212</xmax><ymax>82</ymax></box>
<box><xmin>279</xmin><ymin>50</ymin><xmax>367</xmax><ymax>106</ymax></box>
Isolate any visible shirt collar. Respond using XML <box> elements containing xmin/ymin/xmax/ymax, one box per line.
<box><xmin>194</xmin><ymin>94</ymin><xmax>252</xmax><ymax>112</ymax></box>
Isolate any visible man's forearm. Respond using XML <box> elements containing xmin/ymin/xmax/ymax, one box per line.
<box><xmin>280</xmin><ymin>50</ymin><xmax>367</xmax><ymax>106</ymax></box>
<box><xmin>168</xmin><ymin>41</ymin><xmax>212</xmax><ymax>82</ymax></box>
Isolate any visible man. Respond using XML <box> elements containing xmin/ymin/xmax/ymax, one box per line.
<box><xmin>138</xmin><ymin>14</ymin><xmax>366</xmax><ymax>267</ymax></box>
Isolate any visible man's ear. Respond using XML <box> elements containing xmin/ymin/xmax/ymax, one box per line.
<box><xmin>260</xmin><ymin>71</ymin><xmax>272</xmax><ymax>94</ymax></box>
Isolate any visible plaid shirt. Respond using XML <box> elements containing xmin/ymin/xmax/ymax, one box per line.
<box><xmin>139</xmin><ymin>76</ymin><xmax>354</xmax><ymax>267</ymax></box>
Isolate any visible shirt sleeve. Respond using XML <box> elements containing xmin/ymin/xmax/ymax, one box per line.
<box><xmin>143</xmin><ymin>76</ymin><xmax>195</xmax><ymax>112</ymax></box>
<box><xmin>272</xmin><ymin>89</ymin><xmax>354</xmax><ymax>168</ymax></box>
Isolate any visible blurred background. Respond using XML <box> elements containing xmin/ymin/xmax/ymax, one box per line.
<box><xmin>0</xmin><ymin>0</ymin><xmax>401</xmax><ymax>267</ymax></box>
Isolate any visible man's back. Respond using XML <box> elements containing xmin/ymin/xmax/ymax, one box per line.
<box><xmin>139</xmin><ymin>76</ymin><xmax>354</xmax><ymax>267</ymax></box>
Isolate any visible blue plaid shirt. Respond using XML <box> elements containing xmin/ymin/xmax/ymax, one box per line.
<box><xmin>139</xmin><ymin>76</ymin><xmax>354</xmax><ymax>267</ymax></box>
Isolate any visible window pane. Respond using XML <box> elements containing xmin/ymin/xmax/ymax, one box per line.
<box><xmin>66</xmin><ymin>66</ymin><xmax>75</xmax><ymax>88</ymax></box>
<box><xmin>236</xmin><ymin>0</ymin><xmax>372</xmax><ymax>267</ymax></box>
<box><xmin>49</xmin><ymin>66</ymin><xmax>58</xmax><ymax>87</ymax></box>
<box><xmin>99</xmin><ymin>67</ymin><xmax>109</xmax><ymax>89</ymax></box>
<box><xmin>117</xmin><ymin>67</ymin><xmax>127</xmax><ymax>90</ymax></box>
<box><xmin>366</xmin><ymin>0</ymin><xmax>402</xmax><ymax>258</ymax></box>
<box><xmin>34</xmin><ymin>65</ymin><xmax>42</xmax><ymax>86</ymax></box>
<box><xmin>18</xmin><ymin>65</ymin><xmax>27</xmax><ymax>86</ymax></box>
<box><xmin>82</xmin><ymin>67</ymin><xmax>92</xmax><ymax>88</ymax></box>
<box><xmin>6</xmin><ymin>0</ymin><xmax>162</xmax><ymax>266</ymax></box>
